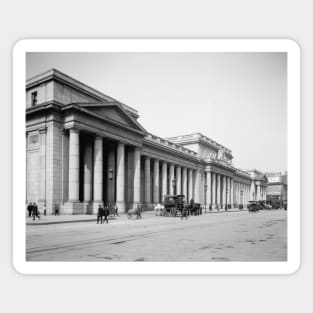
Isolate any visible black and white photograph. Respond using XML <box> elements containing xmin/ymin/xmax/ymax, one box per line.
<box><xmin>13</xmin><ymin>39</ymin><xmax>299</xmax><ymax>274</ymax></box>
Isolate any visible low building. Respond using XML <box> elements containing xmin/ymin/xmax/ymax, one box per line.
<box><xmin>265</xmin><ymin>172</ymin><xmax>288</xmax><ymax>202</ymax></box>
<box><xmin>26</xmin><ymin>69</ymin><xmax>269</xmax><ymax>214</ymax></box>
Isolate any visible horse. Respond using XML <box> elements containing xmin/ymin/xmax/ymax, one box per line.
<box><xmin>154</xmin><ymin>203</ymin><xmax>164</xmax><ymax>216</ymax></box>
<box><xmin>127</xmin><ymin>204</ymin><xmax>143</xmax><ymax>219</ymax></box>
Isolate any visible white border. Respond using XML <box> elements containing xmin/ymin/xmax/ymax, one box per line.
<box><xmin>13</xmin><ymin>39</ymin><xmax>300</xmax><ymax>275</ymax></box>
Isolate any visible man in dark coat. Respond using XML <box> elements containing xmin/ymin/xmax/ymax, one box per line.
<box><xmin>97</xmin><ymin>205</ymin><xmax>103</xmax><ymax>224</ymax></box>
<box><xmin>103</xmin><ymin>205</ymin><xmax>110</xmax><ymax>224</ymax></box>
<box><xmin>32</xmin><ymin>202</ymin><xmax>40</xmax><ymax>221</ymax></box>
<box><xmin>27</xmin><ymin>202</ymin><xmax>33</xmax><ymax>217</ymax></box>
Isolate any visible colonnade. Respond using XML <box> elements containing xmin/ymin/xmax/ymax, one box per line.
<box><xmin>142</xmin><ymin>156</ymin><xmax>201</xmax><ymax>206</ymax></box>
<box><xmin>64</xmin><ymin>128</ymin><xmax>202</xmax><ymax>213</ymax></box>
<box><xmin>205</xmin><ymin>172</ymin><xmax>235</xmax><ymax>210</ymax></box>
<box><xmin>60</xmin><ymin>128</ymin><xmax>266</xmax><ymax>214</ymax></box>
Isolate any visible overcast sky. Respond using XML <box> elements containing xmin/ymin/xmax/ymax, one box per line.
<box><xmin>26</xmin><ymin>52</ymin><xmax>287</xmax><ymax>173</ymax></box>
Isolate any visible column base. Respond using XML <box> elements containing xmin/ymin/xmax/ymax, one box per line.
<box><xmin>61</xmin><ymin>201</ymin><xmax>84</xmax><ymax>215</ymax></box>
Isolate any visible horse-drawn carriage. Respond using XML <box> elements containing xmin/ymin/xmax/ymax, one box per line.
<box><xmin>163</xmin><ymin>194</ymin><xmax>186</xmax><ymax>217</ymax></box>
<box><xmin>186</xmin><ymin>202</ymin><xmax>202</xmax><ymax>215</ymax></box>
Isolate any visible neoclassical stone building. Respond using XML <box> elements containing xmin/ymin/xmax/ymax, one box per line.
<box><xmin>26</xmin><ymin>69</ymin><xmax>267</xmax><ymax>214</ymax></box>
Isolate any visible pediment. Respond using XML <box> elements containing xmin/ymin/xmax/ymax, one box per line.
<box><xmin>80</xmin><ymin>103</ymin><xmax>146</xmax><ymax>133</ymax></box>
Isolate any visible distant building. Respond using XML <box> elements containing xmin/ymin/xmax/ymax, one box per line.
<box><xmin>265</xmin><ymin>172</ymin><xmax>288</xmax><ymax>202</ymax></box>
<box><xmin>26</xmin><ymin>69</ymin><xmax>269</xmax><ymax>214</ymax></box>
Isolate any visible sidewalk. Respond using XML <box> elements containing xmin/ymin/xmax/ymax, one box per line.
<box><xmin>26</xmin><ymin>209</ymin><xmax>246</xmax><ymax>226</ymax></box>
<box><xmin>26</xmin><ymin>211</ymin><xmax>156</xmax><ymax>226</ymax></box>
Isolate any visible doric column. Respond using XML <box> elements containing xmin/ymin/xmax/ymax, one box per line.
<box><xmin>212</xmin><ymin>172</ymin><xmax>216</xmax><ymax>209</ymax></box>
<box><xmin>176</xmin><ymin>166</ymin><xmax>181</xmax><ymax>195</ymax></box>
<box><xmin>227</xmin><ymin>177</ymin><xmax>231</xmax><ymax>207</ymax></box>
<box><xmin>182</xmin><ymin>167</ymin><xmax>187</xmax><ymax>198</ymax></box>
<box><xmin>256</xmin><ymin>182</ymin><xmax>261</xmax><ymax>201</ymax></box>
<box><xmin>194</xmin><ymin>169</ymin><xmax>200</xmax><ymax>203</ymax></box>
<box><xmin>107</xmin><ymin>146</ymin><xmax>116</xmax><ymax>203</ymax></box>
<box><xmin>230</xmin><ymin>177</ymin><xmax>234</xmax><ymax>208</ymax></box>
<box><xmin>68</xmin><ymin>128</ymin><xmax>80</xmax><ymax>201</ymax></box>
<box><xmin>83</xmin><ymin>141</ymin><xmax>93</xmax><ymax>202</ymax></box>
<box><xmin>216</xmin><ymin>174</ymin><xmax>221</xmax><ymax>209</ymax></box>
<box><xmin>144</xmin><ymin>156</ymin><xmax>151</xmax><ymax>204</ymax></box>
<box><xmin>188</xmin><ymin>168</ymin><xmax>193</xmax><ymax>202</ymax></box>
<box><xmin>153</xmin><ymin>159</ymin><xmax>159</xmax><ymax>203</ymax></box>
<box><xmin>161</xmin><ymin>161</ymin><xmax>167</xmax><ymax>202</ymax></box>
<box><xmin>169</xmin><ymin>163</ymin><xmax>175</xmax><ymax>195</ymax></box>
<box><xmin>206</xmin><ymin>171</ymin><xmax>212</xmax><ymax>209</ymax></box>
<box><xmin>116</xmin><ymin>142</ymin><xmax>125</xmax><ymax>212</ymax></box>
<box><xmin>93</xmin><ymin>135</ymin><xmax>103</xmax><ymax>203</ymax></box>
<box><xmin>222</xmin><ymin>175</ymin><xmax>227</xmax><ymax>209</ymax></box>
<box><xmin>133</xmin><ymin>147</ymin><xmax>141</xmax><ymax>205</ymax></box>
<box><xmin>250</xmin><ymin>181</ymin><xmax>255</xmax><ymax>201</ymax></box>
<box><xmin>39</xmin><ymin>127</ymin><xmax>47</xmax><ymax>203</ymax></box>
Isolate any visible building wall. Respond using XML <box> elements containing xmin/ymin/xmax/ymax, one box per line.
<box><xmin>26</xmin><ymin>81</ymin><xmax>54</xmax><ymax>108</ymax></box>
<box><xmin>26</xmin><ymin>131</ymin><xmax>40</xmax><ymax>202</ymax></box>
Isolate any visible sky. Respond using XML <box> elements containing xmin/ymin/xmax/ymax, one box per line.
<box><xmin>26</xmin><ymin>52</ymin><xmax>287</xmax><ymax>173</ymax></box>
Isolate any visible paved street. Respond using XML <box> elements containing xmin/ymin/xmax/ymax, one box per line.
<box><xmin>26</xmin><ymin>210</ymin><xmax>287</xmax><ymax>262</ymax></box>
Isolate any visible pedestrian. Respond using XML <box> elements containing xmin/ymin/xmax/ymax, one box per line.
<box><xmin>181</xmin><ymin>205</ymin><xmax>188</xmax><ymax>220</ymax></box>
<box><xmin>103</xmin><ymin>205</ymin><xmax>109</xmax><ymax>224</ymax></box>
<box><xmin>32</xmin><ymin>202</ymin><xmax>40</xmax><ymax>221</ymax></box>
<box><xmin>43</xmin><ymin>202</ymin><xmax>46</xmax><ymax>216</ymax></box>
<box><xmin>27</xmin><ymin>202</ymin><xmax>33</xmax><ymax>217</ymax></box>
<box><xmin>97</xmin><ymin>205</ymin><xmax>103</xmax><ymax>224</ymax></box>
<box><xmin>54</xmin><ymin>204</ymin><xmax>59</xmax><ymax>216</ymax></box>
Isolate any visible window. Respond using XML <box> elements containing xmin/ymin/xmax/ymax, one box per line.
<box><xmin>31</xmin><ymin>91</ymin><xmax>38</xmax><ymax>106</ymax></box>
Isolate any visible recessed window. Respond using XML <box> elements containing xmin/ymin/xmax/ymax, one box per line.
<box><xmin>31</xmin><ymin>91</ymin><xmax>38</xmax><ymax>106</ymax></box>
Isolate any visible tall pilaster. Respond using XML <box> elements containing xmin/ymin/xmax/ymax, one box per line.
<box><xmin>39</xmin><ymin>127</ymin><xmax>47</xmax><ymax>203</ymax></box>
<box><xmin>68</xmin><ymin>128</ymin><xmax>80</xmax><ymax>202</ymax></box>
<box><xmin>161</xmin><ymin>161</ymin><xmax>167</xmax><ymax>202</ymax></box>
<box><xmin>222</xmin><ymin>175</ymin><xmax>227</xmax><ymax>210</ymax></box>
<box><xmin>182</xmin><ymin>167</ymin><xmax>187</xmax><ymax>198</ymax></box>
<box><xmin>169</xmin><ymin>163</ymin><xmax>175</xmax><ymax>195</ymax></box>
<box><xmin>212</xmin><ymin>172</ymin><xmax>216</xmax><ymax>210</ymax></box>
<box><xmin>116</xmin><ymin>142</ymin><xmax>125</xmax><ymax>212</ymax></box>
<box><xmin>153</xmin><ymin>159</ymin><xmax>159</xmax><ymax>203</ymax></box>
<box><xmin>230</xmin><ymin>177</ymin><xmax>234</xmax><ymax>208</ymax></box>
<box><xmin>206</xmin><ymin>171</ymin><xmax>212</xmax><ymax>209</ymax></box>
<box><xmin>216</xmin><ymin>174</ymin><xmax>221</xmax><ymax>209</ymax></box>
<box><xmin>176</xmin><ymin>166</ymin><xmax>181</xmax><ymax>195</ymax></box>
<box><xmin>188</xmin><ymin>168</ymin><xmax>193</xmax><ymax>202</ymax></box>
<box><xmin>256</xmin><ymin>182</ymin><xmax>261</xmax><ymax>201</ymax></box>
<box><xmin>133</xmin><ymin>147</ymin><xmax>141</xmax><ymax>206</ymax></box>
<box><xmin>144</xmin><ymin>156</ymin><xmax>151</xmax><ymax>204</ymax></box>
<box><xmin>83</xmin><ymin>141</ymin><xmax>93</xmax><ymax>202</ymax></box>
<box><xmin>107</xmin><ymin>145</ymin><xmax>116</xmax><ymax>203</ymax></box>
<box><xmin>93</xmin><ymin>135</ymin><xmax>103</xmax><ymax>206</ymax></box>
<box><xmin>250</xmin><ymin>181</ymin><xmax>255</xmax><ymax>201</ymax></box>
<box><xmin>194</xmin><ymin>169</ymin><xmax>200</xmax><ymax>203</ymax></box>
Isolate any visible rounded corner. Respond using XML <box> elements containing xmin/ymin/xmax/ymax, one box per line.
<box><xmin>286</xmin><ymin>259</ymin><xmax>301</xmax><ymax>275</ymax></box>
<box><xmin>12</xmin><ymin>38</ymin><xmax>29</xmax><ymax>54</ymax></box>
<box><xmin>12</xmin><ymin>258</ymin><xmax>28</xmax><ymax>276</ymax></box>
<box><xmin>284</xmin><ymin>38</ymin><xmax>301</xmax><ymax>54</ymax></box>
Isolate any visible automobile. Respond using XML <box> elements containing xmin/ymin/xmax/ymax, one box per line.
<box><xmin>247</xmin><ymin>201</ymin><xmax>259</xmax><ymax>213</ymax></box>
<box><xmin>163</xmin><ymin>194</ymin><xmax>186</xmax><ymax>216</ymax></box>
<box><xmin>256</xmin><ymin>200</ymin><xmax>267</xmax><ymax>210</ymax></box>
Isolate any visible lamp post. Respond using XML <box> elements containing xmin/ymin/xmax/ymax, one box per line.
<box><xmin>204</xmin><ymin>183</ymin><xmax>208</xmax><ymax>213</ymax></box>
<box><xmin>172</xmin><ymin>179</ymin><xmax>176</xmax><ymax>195</ymax></box>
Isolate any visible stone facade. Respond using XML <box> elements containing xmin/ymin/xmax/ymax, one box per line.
<box><xmin>26</xmin><ymin>69</ymin><xmax>269</xmax><ymax>214</ymax></box>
